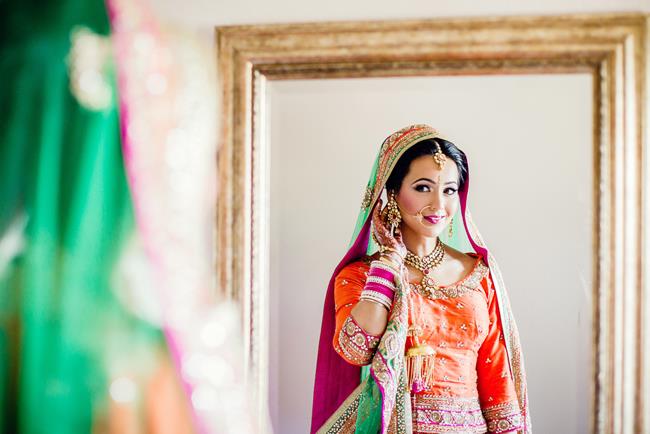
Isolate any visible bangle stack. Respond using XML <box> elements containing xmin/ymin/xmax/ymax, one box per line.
<box><xmin>379</xmin><ymin>253</ymin><xmax>402</xmax><ymax>270</ymax></box>
<box><xmin>360</xmin><ymin>260</ymin><xmax>398</xmax><ymax>310</ymax></box>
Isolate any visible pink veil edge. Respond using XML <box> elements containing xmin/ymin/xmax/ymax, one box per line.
<box><xmin>106</xmin><ymin>1</ymin><xmax>259</xmax><ymax>433</ymax></box>
<box><xmin>310</xmin><ymin>217</ymin><xmax>371</xmax><ymax>433</ymax></box>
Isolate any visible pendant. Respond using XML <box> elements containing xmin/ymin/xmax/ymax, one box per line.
<box><xmin>420</xmin><ymin>269</ymin><xmax>439</xmax><ymax>291</ymax></box>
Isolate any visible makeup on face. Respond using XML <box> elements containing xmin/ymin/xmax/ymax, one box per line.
<box><xmin>396</xmin><ymin>156</ymin><xmax>460</xmax><ymax>232</ymax></box>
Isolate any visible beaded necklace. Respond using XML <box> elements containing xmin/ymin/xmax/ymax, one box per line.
<box><xmin>404</xmin><ymin>238</ymin><xmax>446</xmax><ymax>291</ymax></box>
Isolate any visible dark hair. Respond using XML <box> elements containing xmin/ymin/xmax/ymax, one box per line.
<box><xmin>385</xmin><ymin>138</ymin><xmax>468</xmax><ymax>193</ymax></box>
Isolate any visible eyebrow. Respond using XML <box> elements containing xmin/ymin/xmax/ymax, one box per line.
<box><xmin>412</xmin><ymin>177</ymin><xmax>458</xmax><ymax>186</ymax></box>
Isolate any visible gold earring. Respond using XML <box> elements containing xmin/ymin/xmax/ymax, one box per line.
<box><xmin>448</xmin><ymin>217</ymin><xmax>454</xmax><ymax>238</ymax></box>
<box><xmin>387</xmin><ymin>191</ymin><xmax>402</xmax><ymax>234</ymax></box>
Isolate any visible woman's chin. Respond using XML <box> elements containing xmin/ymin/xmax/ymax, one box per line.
<box><xmin>402</xmin><ymin>225</ymin><xmax>442</xmax><ymax>239</ymax></box>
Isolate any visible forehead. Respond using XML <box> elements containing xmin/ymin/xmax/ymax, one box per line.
<box><xmin>404</xmin><ymin>154</ymin><xmax>459</xmax><ymax>181</ymax></box>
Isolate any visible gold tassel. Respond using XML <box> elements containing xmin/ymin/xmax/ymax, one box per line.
<box><xmin>405</xmin><ymin>326</ymin><xmax>436</xmax><ymax>394</ymax></box>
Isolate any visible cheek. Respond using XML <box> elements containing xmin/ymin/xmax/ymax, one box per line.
<box><xmin>398</xmin><ymin>190</ymin><xmax>425</xmax><ymax>214</ymax></box>
<box><xmin>446</xmin><ymin>198</ymin><xmax>460</xmax><ymax>215</ymax></box>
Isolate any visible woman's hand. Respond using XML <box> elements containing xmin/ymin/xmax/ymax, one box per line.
<box><xmin>372</xmin><ymin>197</ymin><xmax>407</xmax><ymax>264</ymax></box>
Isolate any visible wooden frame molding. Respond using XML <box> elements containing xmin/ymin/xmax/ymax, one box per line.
<box><xmin>215</xmin><ymin>13</ymin><xmax>648</xmax><ymax>432</ymax></box>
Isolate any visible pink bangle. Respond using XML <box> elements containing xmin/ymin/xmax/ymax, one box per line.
<box><xmin>364</xmin><ymin>278</ymin><xmax>395</xmax><ymax>301</ymax></box>
<box><xmin>368</xmin><ymin>266</ymin><xmax>395</xmax><ymax>282</ymax></box>
<box><xmin>370</xmin><ymin>260</ymin><xmax>399</xmax><ymax>278</ymax></box>
<box><xmin>360</xmin><ymin>260</ymin><xmax>398</xmax><ymax>309</ymax></box>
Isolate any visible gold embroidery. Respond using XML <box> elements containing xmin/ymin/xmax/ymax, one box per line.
<box><xmin>359</xmin><ymin>126</ymin><xmax>443</xmax><ymax>212</ymax></box>
<box><xmin>316</xmin><ymin>381</ymin><xmax>366</xmax><ymax>434</ymax></box>
<box><xmin>482</xmin><ymin>400</ymin><xmax>524</xmax><ymax>434</ymax></box>
<box><xmin>361</xmin><ymin>186</ymin><xmax>374</xmax><ymax>209</ymax></box>
<box><xmin>410</xmin><ymin>262</ymin><xmax>489</xmax><ymax>300</ymax></box>
<box><xmin>411</xmin><ymin>395</ymin><xmax>487</xmax><ymax>434</ymax></box>
<box><xmin>337</xmin><ymin>316</ymin><xmax>380</xmax><ymax>365</ymax></box>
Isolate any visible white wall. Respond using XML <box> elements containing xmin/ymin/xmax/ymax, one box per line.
<box><xmin>269</xmin><ymin>74</ymin><xmax>593</xmax><ymax>433</ymax></box>
<box><xmin>152</xmin><ymin>0</ymin><xmax>649</xmax><ymax>29</ymax></box>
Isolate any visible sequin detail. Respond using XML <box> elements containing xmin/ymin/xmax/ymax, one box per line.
<box><xmin>411</xmin><ymin>395</ymin><xmax>487</xmax><ymax>433</ymax></box>
<box><xmin>337</xmin><ymin>315</ymin><xmax>380</xmax><ymax>365</ymax></box>
<box><xmin>483</xmin><ymin>400</ymin><xmax>524</xmax><ymax>433</ymax></box>
<box><xmin>361</xmin><ymin>186</ymin><xmax>373</xmax><ymax>209</ymax></box>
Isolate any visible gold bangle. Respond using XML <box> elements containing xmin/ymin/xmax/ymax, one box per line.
<box><xmin>359</xmin><ymin>293</ymin><xmax>392</xmax><ymax>310</ymax></box>
<box><xmin>379</xmin><ymin>245</ymin><xmax>404</xmax><ymax>259</ymax></box>
<box><xmin>379</xmin><ymin>255</ymin><xmax>401</xmax><ymax>271</ymax></box>
<box><xmin>370</xmin><ymin>259</ymin><xmax>400</xmax><ymax>277</ymax></box>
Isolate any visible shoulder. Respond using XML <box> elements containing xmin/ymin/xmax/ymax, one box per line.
<box><xmin>336</xmin><ymin>253</ymin><xmax>377</xmax><ymax>279</ymax></box>
<box><xmin>333</xmin><ymin>255</ymin><xmax>376</xmax><ymax>301</ymax></box>
<box><xmin>444</xmin><ymin>245</ymin><xmax>491</xmax><ymax>293</ymax></box>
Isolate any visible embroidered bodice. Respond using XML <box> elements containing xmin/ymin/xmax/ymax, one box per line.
<box><xmin>332</xmin><ymin>254</ymin><xmax>524</xmax><ymax>434</ymax></box>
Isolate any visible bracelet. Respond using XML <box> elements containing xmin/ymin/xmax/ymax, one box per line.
<box><xmin>362</xmin><ymin>261</ymin><xmax>397</xmax><ymax>310</ymax></box>
<box><xmin>366</xmin><ymin>275</ymin><xmax>396</xmax><ymax>291</ymax></box>
<box><xmin>379</xmin><ymin>245</ymin><xmax>405</xmax><ymax>260</ymax></box>
<box><xmin>378</xmin><ymin>254</ymin><xmax>402</xmax><ymax>271</ymax></box>
<box><xmin>368</xmin><ymin>262</ymin><xmax>397</xmax><ymax>282</ymax></box>
<box><xmin>359</xmin><ymin>290</ymin><xmax>392</xmax><ymax>310</ymax></box>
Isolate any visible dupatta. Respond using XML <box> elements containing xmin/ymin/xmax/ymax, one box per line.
<box><xmin>310</xmin><ymin>124</ymin><xmax>531</xmax><ymax>434</ymax></box>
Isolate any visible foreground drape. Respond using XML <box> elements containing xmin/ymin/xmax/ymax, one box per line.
<box><xmin>0</xmin><ymin>1</ymin><xmax>168</xmax><ymax>432</ymax></box>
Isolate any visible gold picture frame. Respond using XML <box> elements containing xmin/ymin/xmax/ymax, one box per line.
<box><xmin>215</xmin><ymin>13</ymin><xmax>648</xmax><ymax>432</ymax></box>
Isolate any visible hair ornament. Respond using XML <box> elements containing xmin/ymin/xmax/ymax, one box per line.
<box><xmin>432</xmin><ymin>140</ymin><xmax>447</xmax><ymax>169</ymax></box>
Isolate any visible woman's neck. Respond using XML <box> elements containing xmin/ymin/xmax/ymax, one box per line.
<box><xmin>400</xmin><ymin>225</ymin><xmax>439</xmax><ymax>257</ymax></box>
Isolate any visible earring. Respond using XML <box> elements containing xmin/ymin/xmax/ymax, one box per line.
<box><xmin>448</xmin><ymin>217</ymin><xmax>454</xmax><ymax>238</ymax></box>
<box><xmin>386</xmin><ymin>191</ymin><xmax>402</xmax><ymax>234</ymax></box>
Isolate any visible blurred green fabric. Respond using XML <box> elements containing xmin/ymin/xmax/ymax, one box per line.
<box><xmin>0</xmin><ymin>1</ymin><xmax>162</xmax><ymax>432</ymax></box>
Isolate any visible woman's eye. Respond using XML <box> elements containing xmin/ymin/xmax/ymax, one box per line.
<box><xmin>414</xmin><ymin>185</ymin><xmax>431</xmax><ymax>192</ymax></box>
<box><xmin>444</xmin><ymin>187</ymin><xmax>458</xmax><ymax>195</ymax></box>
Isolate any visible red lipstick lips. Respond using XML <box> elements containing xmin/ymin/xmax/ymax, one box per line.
<box><xmin>423</xmin><ymin>215</ymin><xmax>445</xmax><ymax>224</ymax></box>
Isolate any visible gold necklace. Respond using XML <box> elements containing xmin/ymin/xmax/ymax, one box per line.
<box><xmin>404</xmin><ymin>238</ymin><xmax>445</xmax><ymax>291</ymax></box>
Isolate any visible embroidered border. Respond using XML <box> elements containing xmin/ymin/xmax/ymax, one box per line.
<box><xmin>361</xmin><ymin>125</ymin><xmax>443</xmax><ymax>210</ymax></box>
<box><xmin>411</xmin><ymin>261</ymin><xmax>489</xmax><ymax>300</ymax></box>
<box><xmin>482</xmin><ymin>400</ymin><xmax>524</xmax><ymax>434</ymax></box>
<box><xmin>338</xmin><ymin>315</ymin><xmax>380</xmax><ymax>365</ymax></box>
<box><xmin>317</xmin><ymin>381</ymin><xmax>365</xmax><ymax>434</ymax></box>
<box><xmin>412</xmin><ymin>395</ymin><xmax>488</xmax><ymax>433</ymax></box>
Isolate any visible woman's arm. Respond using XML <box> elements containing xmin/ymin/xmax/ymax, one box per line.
<box><xmin>349</xmin><ymin>300</ymin><xmax>389</xmax><ymax>335</ymax></box>
<box><xmin>349</xmin><ymin>254</ymin><xmax>401</xmax><ymax>335</ymax></box>
<box><xmin>352</xmin><ymin>196</ymin><xmax>407</xmax><ymax>336</ymax></box>
<box><xmin>333</xmin><ymin>254</ymin><xmax>402</xmax><ymax>366</ymax></box>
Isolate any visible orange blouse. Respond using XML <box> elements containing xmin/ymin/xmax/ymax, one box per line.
<box><xmin>332</xmin><ymin>254</ymin><xmax>524</xmax><ymax>434</ymax></box>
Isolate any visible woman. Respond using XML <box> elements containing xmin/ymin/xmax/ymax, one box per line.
<box><xmin>310</xmin><ymin>125</ymin><xmax>531</xmax><ymax>434</ymax></box>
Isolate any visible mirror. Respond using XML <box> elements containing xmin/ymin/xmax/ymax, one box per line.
<box><xmin>216</xmin><ymin>13</ymin><xmax>648</xmax><ymax>434</ymax></box>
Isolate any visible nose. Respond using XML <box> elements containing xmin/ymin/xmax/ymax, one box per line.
<box><xmin>428</xmin><ymin>189</ymin><xmax>445</xmax><ymax>212</ymax></box>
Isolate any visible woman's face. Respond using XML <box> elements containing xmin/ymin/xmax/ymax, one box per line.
<box><xmin>394</xmin><ymin>154</ymin><xmax>461</xmax><ymax>239</ymax></box>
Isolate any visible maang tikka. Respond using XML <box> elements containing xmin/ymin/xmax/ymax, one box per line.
<box><xmin>433</xmin><ymin>140</ymin><xmax>447</xmax><ymax>169</ymax></box>
<box><xmin>386</xmin><ymin>191</ymin><xmax>402</xmax><ymax>235</ymax></box>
